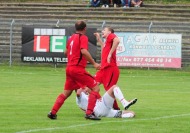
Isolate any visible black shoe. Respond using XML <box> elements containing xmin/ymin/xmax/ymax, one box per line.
<box><xmin>125</xmin><ymin>98</ymin><xmax>138</xmax><ymax>110</ymax></box>
<box><xmin>85</xmin><ymin>113</ymin><xmax>101</xmax><ymax>120</ymax></box>
<box><xmin>47</xmin><ymin>111</ymin><xmax>57</xmax><ymax>120</ymax></box>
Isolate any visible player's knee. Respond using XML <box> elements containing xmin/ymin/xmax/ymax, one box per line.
<box><xmin>112</xmin><ymin>85</ymin><xmax>118</xmax><ymax>88</ymax></box>
<box><xmin>108</xmin><ymin>85</ymin><xmax>118</xmax><ymax>90</ymax></box>
<box><xmin>63</xmin><ymin>90</ymin><xmax>72</xmax><ymax>98</ymax></box>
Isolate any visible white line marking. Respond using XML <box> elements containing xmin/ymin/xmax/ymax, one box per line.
<box><xmin>16</xmin><ymin>113</ymin><xmax>190</xmax><ymax>133</ymax></box>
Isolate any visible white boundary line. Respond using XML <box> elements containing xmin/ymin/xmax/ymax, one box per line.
<box><xmin>16</xmin><ymin>113</ymin><xmax>190</xmax><ymax>133</ymax></box>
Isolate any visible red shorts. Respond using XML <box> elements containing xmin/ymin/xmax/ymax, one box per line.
<box><xmin>64</xmin><ymin>66</ymin><xmax>97</xmax><ymax>90</ymax></box>
<box><xmin>95</xmin><ymin>66</ymin><xmax>120</xmax><ymax>91</ymax></box>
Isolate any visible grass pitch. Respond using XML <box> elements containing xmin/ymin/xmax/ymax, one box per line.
<box><xmin>0</xmin><ymin>65</ymin><xmax>190</xmax><ymax>133</ymax></box>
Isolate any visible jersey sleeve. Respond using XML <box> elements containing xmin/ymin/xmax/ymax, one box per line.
<box><xmin>107</xmin><ymin>33</ymin><xmax>116</xmax><ymax>43</ymax></box>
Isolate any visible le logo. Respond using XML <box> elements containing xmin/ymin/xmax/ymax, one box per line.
<box><xmin>33</xmin><ymin>28</ymin><xmax>66</xmax><ymax>53</ymax></box>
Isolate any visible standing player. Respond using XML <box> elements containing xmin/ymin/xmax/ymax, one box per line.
<box><xmin>47</xmin><ymin>20</ymin><xmax>101</xmax><ymax>120</ymax></box>
<box><xmin>76</xmin><ymin>85</ymin><xmax>137</xmax><ymax>118</ymax></box>
<box><xmin>94</xmin><ymin>27</ymin><xmax>120</xmax><ymax>110</ymax></box>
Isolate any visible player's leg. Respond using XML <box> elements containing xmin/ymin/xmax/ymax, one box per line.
<box><xmin>108</xmin><ymin>85</ymin><xmax>137</xmax><ymax>110</ymax></box>
<box><xmin>74</xmin><ymin>68</ymin><xmax>101</xmax><ymax>120</ymax></box>
<box><xmin>106</xmin><ymin>109</ymin><xmax>135</xmax><ymax>118</ymax></box>
<box><xmin>85</xmin><ymin>84</ymin><xmax>102</xmax><ymax>120</ymax></box>
<box><xmin>103</xmin><ymin>66</ymin><xmax>120</xmax><ymax>110</ymax></box>
<box><xmin>102</xmin><ymin>91</ymin><xmax>115</xmax><ymax>108</ymax></box>
<box><xmin>76</xmin><ymin>88</ymin><xmax>89</xmax><ymax>112</ymax></box>
<box><xmin>105</xmin><ymin>108</ymin><xmax>135</xmax><ymax>118</ymax></box>
<box><xmin>48</xmin><ymin>67</ymin><xmax>78</xmax><ymax>120</ymax></box>
<box><xmin>113</xmin><ymin>99</ymin><xmax>120</xmax><ymax>110</ymax></box>
<box><xmin>121</xmin><ymin>110</ymin><xmax>135</xmax><ymax>118</ymax></box>
<box><xmin>48</xmin><ymin>89</ymin><xmax>73</xmax><ymax>119</ymax></box>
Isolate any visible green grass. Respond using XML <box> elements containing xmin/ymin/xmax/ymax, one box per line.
<box><xmin>0</xmin><ymin>65</ymin><xmax>190</xmax><ymax>133</ymax></box>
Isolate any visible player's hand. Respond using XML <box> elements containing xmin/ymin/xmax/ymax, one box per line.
<box><xmin>93</xmin><ymin>63</ymin><xmax>101</xmax><ymax>70</ymax></box>
<box><xmin>107</xmin><ymin>54</ymin><xmax>111</xmax><ymax>63</ymax></box>
<box><xmin>94</xmin><ymin>32</ymin><xmax>100</xmax><ymax>41</ymax></box>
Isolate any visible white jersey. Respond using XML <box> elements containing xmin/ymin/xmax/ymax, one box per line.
<box><xmin>76</xmin><ymin>92</ymin><xmax>88</xmax><ymax>111</ymax></box>
<box><xmin>76</xmin><ymin>92</ymin><xmax>122</xmax><ymax>118</ymax></box>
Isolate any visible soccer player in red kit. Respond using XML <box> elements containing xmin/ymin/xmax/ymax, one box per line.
<box><xmin>48</xmin><ymin>20</ymin><xmax>101</xmax><ymax>120</ymax></box>
<box><xmin>94</xmin><ymin>27</ymin><xmax>121</xmax><ymax>110</ymax></box>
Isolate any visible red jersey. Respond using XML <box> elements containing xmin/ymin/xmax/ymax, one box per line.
<box><xmin>101</xmin><ymin>33</ymin><xmax>117</xmax><ymax>69</ymax></box>
<box><xmin>66</xmin><ymin>33</ymin><xmax>88</xmax><ymax>68</ymax></box>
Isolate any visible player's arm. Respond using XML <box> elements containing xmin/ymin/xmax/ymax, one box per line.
<box><xmin>94</xmin><ymin>32</ymin><xmax>104</xmax><ymax>47</ymax></box>
<box><xmin>81</xmin><ymin>48</ymin><xmax>100</xmax><ymax>70</ymax></box>
<box><xmin>107</xmin><ymin>37</ymin><xmax>120</xmax><ymax>63</ymax></box>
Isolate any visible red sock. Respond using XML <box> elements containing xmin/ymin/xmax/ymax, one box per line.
<box><xmin>86</xmin><ymin>91</ymin><xmax>100</xmax><ymax>115</ymax></box>
<box><xmin>113</xmin><ymin>100</ymin><xmax>120</xmax><ymax>110</ymax></box>
<box><xmin>51</xmin><ymin>93</ymin><xmax>66</xmax><ymax>115</ymax></box>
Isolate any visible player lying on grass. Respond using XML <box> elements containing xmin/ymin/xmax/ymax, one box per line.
<box><xmin>76</xmin><ymin>85</ymin><xmax>137</xmax><ymax>118</ymax></box>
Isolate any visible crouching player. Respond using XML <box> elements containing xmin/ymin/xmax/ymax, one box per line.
<box><xmin>76</xmin><ymin>85</ymin><xmax>137</xmax><ymax>118</ymax></box>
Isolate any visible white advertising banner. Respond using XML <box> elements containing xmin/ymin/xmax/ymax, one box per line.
<box><xmin>115</xmin><ymin>33</ymin><xmax>182</xmax><ymax>68</ymax></box>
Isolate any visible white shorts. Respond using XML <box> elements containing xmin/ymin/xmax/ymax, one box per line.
<box><xmin>76</xmin><ymin>92</ymin><xmax>122</xmax><ymax>118</ymax></box>
<box><xmin>94</xmin><ymin>92</ymin><xmax>121</xmax><ymax>118</ymax></box>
